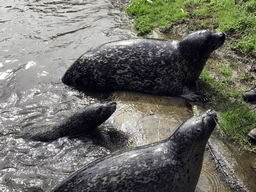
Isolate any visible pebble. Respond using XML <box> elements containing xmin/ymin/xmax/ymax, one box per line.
<box><xmin>243</xmin><ymin>89</ymin><xmax>256</xmax><ymax>102</ymax></box>
<box><xmin>248</xmin><ymin>128</ymin><xmax>256</xmax><ymax>141</ymax></box>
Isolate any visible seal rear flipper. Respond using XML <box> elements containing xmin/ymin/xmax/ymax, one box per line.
<box><xmin>180</xmin><ymin>86</ymin><xmax>208</xmax><ymax>102</ymax></box>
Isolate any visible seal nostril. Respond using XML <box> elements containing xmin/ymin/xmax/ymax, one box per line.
<box><xmin>111</xmin><ymin>101</ymin><xmax>117</xmax><ymax>105</ymax></box>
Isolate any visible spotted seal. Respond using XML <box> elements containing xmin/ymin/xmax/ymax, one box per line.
<box><xmin>21</xmin><ymin>102</ymin><xmax>116</xmax><ymax>141</ymax></box>
<box><xmin>62</xmin><ymin>30</ymin><xmax>225</xmax><ymax>102</ymax></box>
<box><xmin>51</xmin><ymin>109</ymin><xmax>217</xmax><ymax>192</ymax></box>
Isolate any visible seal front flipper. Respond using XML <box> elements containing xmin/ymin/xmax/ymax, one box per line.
<box><xmin>180</xmin><ymin>86</ymin><xmax>208</xmax><ymax>102</ymax></box>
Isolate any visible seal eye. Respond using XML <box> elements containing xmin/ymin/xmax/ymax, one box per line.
<box><xmin>96</xmin><ymin>108</ymin><xmax>102</xmax><ymax>115</ymax></box>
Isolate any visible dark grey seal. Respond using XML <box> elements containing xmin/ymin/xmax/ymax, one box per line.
<box><xmin>21</xmin><ymin>102</ymin><xmax>116</xmax><ymax>141</ymax></box>
<box><xmin>51</xmin><ymin>109</ymin><xmax>217</xmax><ymax>192</ymax></box>
<box><xmin>62</xmin><ymin>30</ymin><xmax>225</xmax><ymax>102</ymax></box>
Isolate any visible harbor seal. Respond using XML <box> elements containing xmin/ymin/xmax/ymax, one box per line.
<box><xmin>62</xmin><ymin>30</ymin><xmax>225</xmax><ymax>102</ymax></box>
<box><xmin>21</xmin><ymin>102</ymin><xmax>116</xmax><ymax>141</ymax></box>
<box><xmin>51</xmin><ymin>109</ymin><xmax>217</xmax><ymax>192</ymax></box>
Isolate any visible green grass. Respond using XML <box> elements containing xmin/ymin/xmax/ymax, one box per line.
<box><xmin>210</xmin><ymin>0</ymin><xmax>256</xmax><ymax>55</ymax></box>
<box><xmin>219</xmin><ymin>64</ymin><xmax>232</xmax><ymax>79</ymax></box>
<box><xmin>126</xmin><ymin>0</ymin><xmax>256</xmax><ymax>151</ymax></box>
<box><xmin>126</xmin><ymin>0</ymin><xmax>188</xmax><ymax>35</ymax></box>
<box><xmin>191</xmin><ymin>0</ymin><xmax>256</xmax><ymax>55</ymax></box>
<box><xmin>240</xmin><ymin>73</ymin><xmax>253</xmax><ymax>81</ymax></box>
<box><xmin>200</xmin><ymin>68</ymin><xmax>256</xmax><ymax>152</ymax></box>
<box><xmin>126</xmin><ymin>0</ymin><xmax>256</xmax><ymax>56</ymax></box>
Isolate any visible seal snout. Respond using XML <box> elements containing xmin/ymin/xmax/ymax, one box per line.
<box><xmin>217</xmin><ymin>32</ymin><xmax>225</xmax><ymax>37</ymax></box>
<box><xmin>216</xmin><ymin>32</ymin><xmax>225</xmax><ymax>48</ymax></box>
<box><xmin>109</xmin><ymin>101</ymin><xmax>117</xmax><ymax>106</ymax></box>
<box><xmin>109</xmin><ymin>101</ymin><xmax>117</xmax><ymax>113</ymax></box>
<box><xmin>218</xmin><ymin>32</ymin><xmax>225</xmax><ymax>41</ymax></box>
<box><xmin>206</xmin><ymin>109</ymin><xmax>218</xmax><ymax>121</ymax></box>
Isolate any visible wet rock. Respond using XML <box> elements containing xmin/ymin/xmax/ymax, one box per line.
<box><xmin>248</xmin><ymin>128</ymin><xmax>256</xmax><ymax>141</ymax></box>
<box><xmin>243</xmin><ymin>89</ymin><xmax>256</xmax><ymax>102</ymax></box>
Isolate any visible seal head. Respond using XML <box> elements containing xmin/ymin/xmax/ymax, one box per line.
<box><xmin>51</xmin><ymin>109</ymin><xmax>217</xmax><ymax>192</ymax></box>
<box><xmin>179</xmin><ymin>31</ymin><xmax>225</xmax><ymax>83</ymax></box>
<box><xmin>62</xmin><ymin>30</ymin><xmax>225</xmax><ymax>102</ymax></box>
<box><xmin>21</xmin><ymin>102</ymin><xmax>117</xmax><ymax>141</ymax></box>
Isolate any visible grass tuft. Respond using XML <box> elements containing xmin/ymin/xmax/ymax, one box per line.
<box><xmin>200</xmin><ymin>68</ymin><xmax>256</xmax><ymax>152</ymax></box>
<box><xmin>126</xmin><ymin>0</ymin><xmax>188</xmax><ymax>35</ymax></box>
<box><xmin>126</xmin><ymin>0</ymin><xmax>256</xmax><ymax>55</ymax></box>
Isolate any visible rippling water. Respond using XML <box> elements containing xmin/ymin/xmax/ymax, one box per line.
<box><xmin>0</xmin><ymin>0</ymin><xmax>134</xmax><ymax>191</ymax></box>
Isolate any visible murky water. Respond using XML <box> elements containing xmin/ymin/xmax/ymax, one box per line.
<box><xmin>0</xmin><ymin>0</ymin><xmax>243</xmax><ymax>191</ymax></box>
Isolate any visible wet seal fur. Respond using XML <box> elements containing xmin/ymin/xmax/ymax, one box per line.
<box><xmin>62</xmin><ymin>30</ymin><xmax>225</xmax><ymax>102</ymax></box>
<box><xmin>51</xmin><ymin>109</ymin><xmax>217</xmax><ymax>192</ymax></box>
<box><xmin>21</xmin><ymin>102</ymin><xmax>116</xmax><ymax>141</ymax></box>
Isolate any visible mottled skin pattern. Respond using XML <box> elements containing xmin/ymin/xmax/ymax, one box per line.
<box><xmin>51</xmin><ymin>109</ymin><xmax>217</xmax><ymax>192</ymax></box>
<box><xmin>62</xmin><ymin>30</ymin><xmax>225</xmax><ymax>101</ymax></box>
<box><xmin>21</xmin><ymin>102</ymin><xmax>116</xmax><ymax>141</ymax></box>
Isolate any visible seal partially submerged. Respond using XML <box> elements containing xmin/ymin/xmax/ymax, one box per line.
<box><xmin>51</xmin><ymin>109</ymin><xmax>217</xmax><ymax>192</ymax></box>
<box><xmin>21</xmin><ymin>102</ymin><xmax>116</xmax><ymax>141</ymax></box>
<box><xmin>62</xmin><ymin>30</ymin><xmax>225</xmax><ymax>101</ymax></box>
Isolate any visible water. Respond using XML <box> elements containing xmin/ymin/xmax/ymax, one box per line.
<box><xmin>0</xmin><ymin>0</ymin><xmax>134</xmax><ymax>191</ymax></box>
<box><xmin>0</xmin><ymin>1</ymin><xmax>239</xmax><ymax>191</ymax></box>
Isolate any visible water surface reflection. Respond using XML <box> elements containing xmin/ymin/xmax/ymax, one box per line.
<box><xmin>0</xmin><ymin>0</ymin><xmax>134</xmax><ymax>191</ymax></box>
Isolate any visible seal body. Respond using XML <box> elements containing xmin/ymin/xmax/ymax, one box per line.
<box><xmin>21</xmin><ymin>102</ymin><xmax>116</xmax><ymax>141</ymax></box>
<box><xmin>51</xmin><ymin>109</ymin><xmax>217</xmax><ymax>192</ymax></box>
<box><xmin>62</xmin><ymin>30</ymin><xmax>225</xmax><ymax>101</ymax></box>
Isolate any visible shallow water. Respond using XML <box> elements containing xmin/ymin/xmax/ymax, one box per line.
<box><xmin>0</xmin><ymin>0</ymin><xmax>240</xmax><ymax>191</ymax></box>
<box><xmin>0</xmin><ymin>0</ymin><xmax>134</xmax><ymax>191</ymax></box>
<box><xmin>111</xmin><ymin>91</ymin><xmax>235</xmax><ymax>192</ymax></box>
